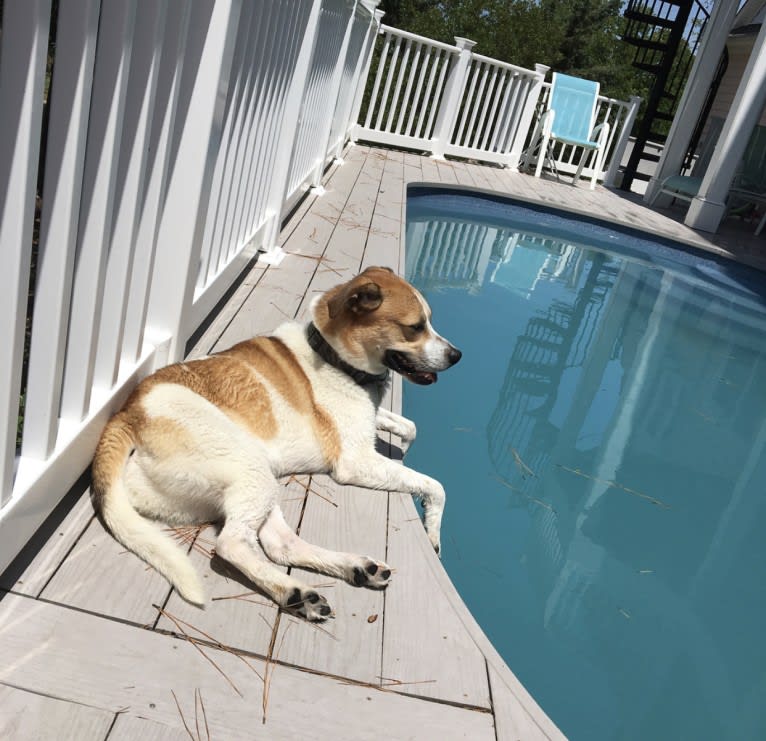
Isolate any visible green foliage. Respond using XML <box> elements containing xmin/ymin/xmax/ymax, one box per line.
<box><xmin>377</xmin><ymin>0</ymin><xmax>651</xmax><ymax>103</ymax></box>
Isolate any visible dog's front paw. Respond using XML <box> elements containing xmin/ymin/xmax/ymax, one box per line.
<box><xmin>427</xmin><ymin>530</ymin><xmax>441</xmax><ymax>557</ymax></box>
<box><xmin>284</xmin><ymin>587</ymin><xmax>333</xmax><ymax>622</ymax></box>
<box><xmin>349</xmin><ymin>557</ymin><xmax>392</xmax><ymax>589</ymax></box>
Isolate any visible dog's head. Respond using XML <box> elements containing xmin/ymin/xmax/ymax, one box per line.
<box><xmin>311</xmin><ymin>266</ymin><xmax>461</xmax><ymax>384</ymax></box>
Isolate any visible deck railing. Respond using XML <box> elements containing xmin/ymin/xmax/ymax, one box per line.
<box><xmin>0</xmin><ymin>0</ymin><xmax>380</xmax><ymax>575</ymax></box>
<box><xmin>354</xmin><ymin>24</ymin><xmax>640</xmax><ymax>181</ymax></box>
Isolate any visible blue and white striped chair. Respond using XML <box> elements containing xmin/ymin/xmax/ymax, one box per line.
<box><xmin>523</xmin><ymin>73</ymin><xmax>610</xmax><ymax>190</ymax></box>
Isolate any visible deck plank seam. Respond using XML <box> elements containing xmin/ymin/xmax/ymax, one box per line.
<box><xmin>31</xmin><ymin>512</ymin><xmax>96</xmax><ymax>600</ymax></box>
<box><xmin>0</xmin><ymin>679</ymin><xmax>117</xmax><ymax>719</ymax></box>
<box><xmin>485</xmin><ymin>657</ymin><xmax>500</xmax><ymax>741</ymax></box>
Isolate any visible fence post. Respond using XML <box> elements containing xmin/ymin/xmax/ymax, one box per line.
<box><xmin>312</xmin><ymin>0</ymin><xmax>359</xmax><ymax>188</ymax></box>
<box><xmin>345</xmin><ymin>4</ymin><xmax>383</xmax><ymax>152</ymax></box>
<box><xmin>259</xmin><ymin>0</ymin><xmax>323</xmax><ymax>265</ymax></box>
<box><xmin>505</xmin><ymin>63</ymin><xmax>548</xmax><ymax>170</ymax></box>
<box><xmin>144</xmin><ymin>0</ymin><xmax>241</xmax><ymax>362</ymax></box>
<box><xmin>603</xmin><ymin>95</ymin><xmax>642</xmax><ymax>187</ymax></box>
<box><xmin>430</xmin><ymin>37</ymin><xmax>476</xmax><ymax>159</ymax></box>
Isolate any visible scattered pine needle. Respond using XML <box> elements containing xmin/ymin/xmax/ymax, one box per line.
<box><xmin>556</xmin><ymin>464</ymin><xmax>670</xmax><ymax>509</ymax></box>
<box><xmin>269</xmin><ymin>301</ymin><xmax>293</xmax><ymax>321</ymax></box>
<box><xmin>155</xmin><ymin>605</ymin><xmax>264</xmax><ymax>693</ymax></box>
<box><xmin>171</xmin><ymin>689</ymin><xmax>211</xmax><ymax>741</ymax></box>
<box><xmin>286</xmin><ymin>474</ymin><xmax>338</xmax><ymax>508</ymax></box>
<box><xmin>378</xmin><ymin>675</ymin><xmax>437</xmax><ymax>687</ymax></box>
<box><xmin>263</xmin><ymin>620</ymin><xmax>293</xmax><ymax>724</ymax></box>
<box><xmin>171</xmin><ymin>690</ymin><xmax>196</xmax><ymax>741</ymax></box>
<box><xmin>164</xmin><ymin>524</ymin><xmax>217</xmax><ymax>558</ymax></box>
<box><xmin>211</xmin><ymin>590</ymin><xmax>273</xmax><ymax>608</ymax></box>
<box><xmin>197</xmin><ymin>688</ymin><xmax>210</xmax><ymax>741</ymax></box>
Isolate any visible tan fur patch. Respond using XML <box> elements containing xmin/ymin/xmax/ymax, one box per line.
<box><xmin>221</xmin><ymin>337</ymin><xmax>341</xmax><ymax>463</ymax></box>
<box><xmin>144</xmin><ymin>358</ymin><xmax>278</xmax><ymax>441</ymax></box>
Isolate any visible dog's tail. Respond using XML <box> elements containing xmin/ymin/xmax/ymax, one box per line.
<box><xmin>91</xmin><ymin>413</ymin><xmax>206</xmax><ymax>606</ymax></box>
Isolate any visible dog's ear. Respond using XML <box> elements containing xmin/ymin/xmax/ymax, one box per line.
<box><xmin>327</xmin><ymin>281</ymin><xmax>382</xmax><ymax>318</ymax></box>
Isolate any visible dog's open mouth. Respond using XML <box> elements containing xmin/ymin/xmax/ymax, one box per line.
<box><xmin>383</xmin><ymin>350</ymin><xmax>437</xmax><ymax>385</ymax></box>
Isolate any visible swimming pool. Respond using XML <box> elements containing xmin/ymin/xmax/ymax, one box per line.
<box><xmin>403</xmin><ymin>188</ymin><xmax>766</xmax><ymax>741</ymax></box>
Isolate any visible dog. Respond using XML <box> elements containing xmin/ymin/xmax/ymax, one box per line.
<box><xmin>91</xmin><ymin>266</ymin><xmax>461</xmax><ymax>621</ymax></box>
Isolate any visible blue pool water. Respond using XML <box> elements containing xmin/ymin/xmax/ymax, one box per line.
<box><xmin>403</xmin><ymin>189</ymin><xmax>766</xmax><ymax>741</ymax></box>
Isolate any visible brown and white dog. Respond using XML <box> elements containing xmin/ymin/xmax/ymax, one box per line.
<box><xmin>92</xmin><ymin>266</ymin><xmax>461</xmax><ymax>621</ymax></box>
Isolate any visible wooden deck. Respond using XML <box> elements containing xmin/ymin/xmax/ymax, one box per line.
<box><xmin>1</xmin><ymin>145</ymin><xmax>763</xmax><ymax>741</ymax></box>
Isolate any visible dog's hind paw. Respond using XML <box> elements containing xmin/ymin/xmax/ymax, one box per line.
<box><xmin>349</xmin><ymin>558</ymin><xmax>392</xmax><ymax>589</ymax></box>
<box><xmin>284</xmin><ymin>587</ymin><xmax>333</xmax><ymax>622</ymax></box>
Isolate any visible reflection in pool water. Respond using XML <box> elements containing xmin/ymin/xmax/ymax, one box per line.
<box><xmin>403</xmin><ymin>190</ymin><xmax>766</xmax><ymax>741</ymax></box>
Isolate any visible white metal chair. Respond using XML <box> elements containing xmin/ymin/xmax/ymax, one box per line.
<box><xmin>523</xmin><ymin>73</ymin><xmax>610</xmax><ymax>190</ymax></box>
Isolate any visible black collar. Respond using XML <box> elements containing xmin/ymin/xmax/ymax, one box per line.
<box><xmin>306</xmin><ymin>322</ymin><xmax>389</xmax><ymax>387</ymax></box>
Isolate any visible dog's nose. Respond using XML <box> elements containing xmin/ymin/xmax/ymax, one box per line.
<box><xmin>448</xmin><ymin>346</ymin><xmax>462</xmax><ymax>366</ymax></box>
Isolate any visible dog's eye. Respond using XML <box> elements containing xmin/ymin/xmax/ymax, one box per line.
<box><xmin>408</xmin><ymin>322</ymin><xmax>425</xmax><ymax>333</ymax></box>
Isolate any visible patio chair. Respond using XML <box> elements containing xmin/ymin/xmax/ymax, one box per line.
<box><xmin>522</xmin><ymin>72</ymin><xmax>610</xmax><ymax>190</ymax></box>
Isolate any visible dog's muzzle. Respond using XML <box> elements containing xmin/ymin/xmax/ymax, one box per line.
<box><xmin>383</xmin><ymin>346</ymin><xmax>462</xmax><ymax>385</ymax></box>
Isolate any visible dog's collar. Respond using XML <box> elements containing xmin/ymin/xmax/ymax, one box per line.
<box><xmin>306</xmin><ymin>322</ymin><xmax>389</xmax><ymax>387</ymax></box>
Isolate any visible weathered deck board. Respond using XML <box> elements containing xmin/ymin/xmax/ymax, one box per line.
<box><xmin>108</xmin><ymin>715</ymin><xmax>191</xmax><ymax>741</ymax></box>
<box><xmin>40</xmin><ymin>515</ymin><xmax>171</xmax><ymax>625</ymax></box>
<box><xmin>273</xmin><ymin>480</ymin><xmax>388</xmax><ymax>685</ymax></box>
<box><xmin>294</xmin><ymin>150</ymin><xmax>388</xmax><ymax>321</ymax></box>
<box><xmin>383</xmin><ymin>492</ymin><xmax>491</xmax><ymax>709</ymax></box>
<box><xmin>0</xmin><ymin>593</ymin><xmax>495</xmax><ymax>740</ymax></box>
<box><xmin>0</xmin><ymin>684</ymin><xmax>115</xmax><ymax>740</ymax></box>
<box><xmin>489</xmin><ymin>663</ymin><xmax>552</xmax><ymax>741</ymax></box>
<box><xmin>0</xmin><ymin>488</ymin><xmax>93</xmax><ymax>596</ymax></box>
<box><xmin>361</xmin><ymin>149</ymin><xmax>405</xmax><ymax>271</ymax></box>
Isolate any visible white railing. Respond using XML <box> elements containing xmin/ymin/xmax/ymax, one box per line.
<box><xmin>0</xmin><ymin>0</ymin><xmax>380</xmax><ymax>575</ymax></box>
<box><xmin>533</xmin><ymin>83</ymin><xmax>642</xmax><ymax>187</ymax></box>
<box><xmin>355</xmin><ymin>25</ymin><xmax>640</xmax><ymax>183</ymax></box>
<box><xmin>355</xmin><ymin>26</ymin><xmax>546</xmax><ymax>169</ymax></box>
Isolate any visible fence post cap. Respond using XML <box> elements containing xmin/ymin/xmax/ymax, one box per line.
<box><xmin>534</xmin><ymin>64</ymin><xmax>550</xmax><ymax>77</ymax></box>
<box><xmin>453</xmin><ymin>37</ymin><xmax>477</xmax><ymax>50</ymax></box>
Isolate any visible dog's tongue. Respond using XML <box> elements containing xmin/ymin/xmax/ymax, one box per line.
<box><xmin>408</xmin><ymin>371</ymin><xmax>437</xmax><ymax>385</ymax></box>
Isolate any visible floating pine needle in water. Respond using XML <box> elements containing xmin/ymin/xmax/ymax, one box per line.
<box><xmin>692</xmin><ymin>408</ymin><xmax>715</xmax><ymax>423</ymax></box>
<box><xmin>618</xmin><ymin>607</ymin><xmax>632</xmax><ymax>619</ymax></box>
<box><xmin>556</xmin><ymin>464</ymin><xmax>670</xmax><ymax>509</ymax></box>
<box><xmin>510</xmin><ymin>448</ymin><xmax>536</xmax><ymax>478</ymax></box>
<box><xmin>492</xmin><ymin>474</ymin><xmax>556</xmax><ymax>514</ymax></box>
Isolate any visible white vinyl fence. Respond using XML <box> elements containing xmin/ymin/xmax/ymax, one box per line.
<box><xmin>0</xmin><ymin>0</ymin><xmax>380</xmax><ymax>575</ymax></box>
<box><xmin>354</xmin><ymin>25</ymin><xmax>640</xmax><ymax>182</ymax></box>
